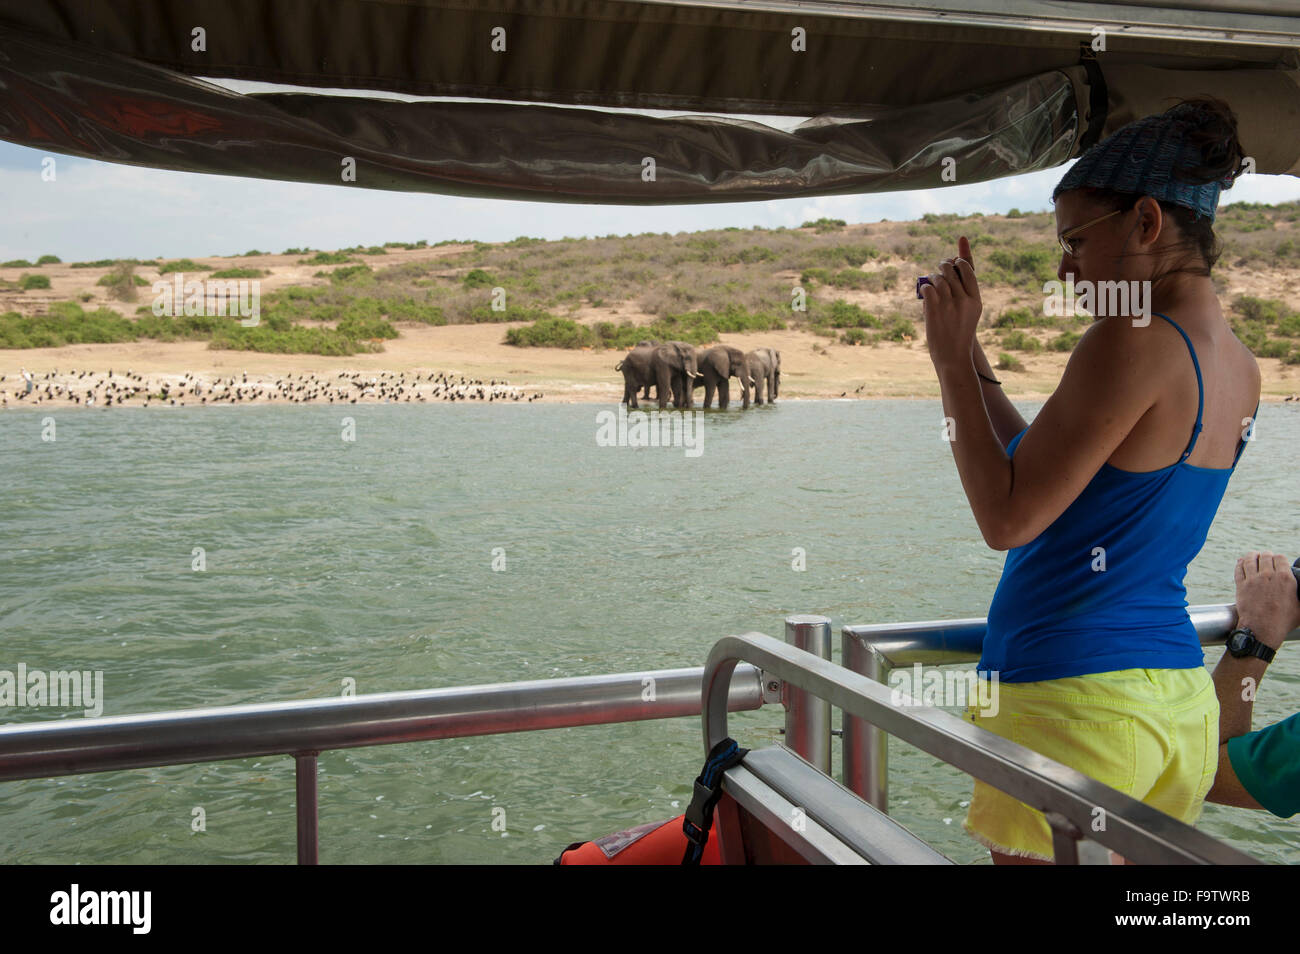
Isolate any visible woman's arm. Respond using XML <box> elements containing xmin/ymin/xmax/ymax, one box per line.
<box><xmin>971</xmin><ymin>334</ymin><xmax>1028</xmax><ymax>449</ymax></box>
<box><xmin>940</xmin><ymin>240</ymin><xmax>1028</xmax><ymax>450</ymax></box>
<box><xmin>923</xmin><ymin>247</ymin><xmax>1163</xmax><ymax>551</ymax></box>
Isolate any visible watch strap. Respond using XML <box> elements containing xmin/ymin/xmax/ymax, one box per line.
<box><xmin>1228</xmin><ymin>626</ymin><xmax>1276</xmax><ymax>663</ymax></box>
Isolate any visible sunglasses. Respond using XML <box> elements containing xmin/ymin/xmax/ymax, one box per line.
<box><xmin>1057</xmin><ymin>197</ymin><xmax>1146</xmax><ymax>256</ymax></box>
<box><xmin>1057</xmin><ymin>208</ymin><xmax>1123</xmax><ymax>257</ymax></box>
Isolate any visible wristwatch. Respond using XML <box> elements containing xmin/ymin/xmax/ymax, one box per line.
<box><xmin>1226</xmin><ymin>626</ymin><xmax>1276</xmax><ymax>663</ymax></box>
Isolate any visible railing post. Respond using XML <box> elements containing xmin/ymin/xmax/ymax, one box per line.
<box><xmin>295</xmin><ymin>752</ymin><xmax>319</xmax><ymax>865</ymax></box>
<box><xmin>842</xmin><ymin>630</ymin><xmax>890</xmax><ymax>812</ymax></box>
<box><xmin>783</xmin><ymin>615</ymin><xmax>831</xmax><ymax>773</ymax></box>
<box><xmin>1046</xmin><ymin>811</ymin><xmax>1081</xmax><ymax>865</ymax></box>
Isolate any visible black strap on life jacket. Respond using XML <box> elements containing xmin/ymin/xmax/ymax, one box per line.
<box><xmin>681</xmin><ymin>737</ymin><xmax>749</xmax><ymax>865</ymax></box>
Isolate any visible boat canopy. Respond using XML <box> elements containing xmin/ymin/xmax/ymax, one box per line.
<box><xmin>1</xmin><ymin>0</ymin><xmax>1298</xmax><ymax>203</ymax></box>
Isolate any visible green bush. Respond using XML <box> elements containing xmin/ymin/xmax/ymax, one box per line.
<box><xmin>504</xmin><ymin>317</ymin><xmax>596</xmax><ymax>348</ymax></box>
<box><xmin>800</xmin><ymin>267</ymin><xmax>834</xmax><ymax>286</ymax></box>
<box><xmin>19</xmin><ymin>273</ymin><xmax>50</xmax><ymax>290</ymax></box>
<box><xmin>983</xmin><ymin>242</ymin><xmax>1058</xmax><ymax>286</ymax></box>
<box><xmin>996</xmin><ymin>352</ymin><xmax>1025</xmax><ymax>371</ymax></box>
<box><xmin>2</xmin><ymin>259</ymin><xmax>32</xmax><ymax>268</ymax></box>
<box><xmin>802</xmin><ymin>217</ymin><xmax>847</xmax><ymax>232</ymax></box>
<box><xmin>820</xmin><ymin>300</ymin><xmax>881</xmax><ymax>329</ymax></box>
<box><xmin>724</xmin><ymin>246</ymin><xmax>777</xmax><ymax>265</ymax></box>
<box><xmin>97</xmin><ymin>263</ymin><xmax>140</xmax><ymax>301</ymax></box>
<box><xmin>999</xmin><ymin>329</ymin><xmax>1043</xmax><ymax>352</ymax></box>
<box><xmin>840</xmin><ymin>328</ymin><xmax>870</xmax><ymax>345</ymax></box>
<box><xmin>72</xmin><ymin>258</ymin><xmax>157</xmax><ymax>269</ymax></box>
<box><xmin>0</xmin><ymin>303</ymin><xmax>137</xmax><ymax>348</ymax></box>
<box><xmin>336</xmin><ymin>316</ymin><xmax>398</xmax><ymax>340</ymax></box>
<box><xmin>805</xmin><ymin>244</ymin><xmax>881</xmax><ymax>268</ymax></box>
<box><xmin>36</xmin><ymin>255</ymin><xmax>61</xmax><ymax>265</ymax></box>
<box><xmin>209</xmin><ymin>323</ymin><xmax>380</xmax><ymax>355</ymax></box>
<box><xmin>209</xmin><ymin>267</ymin><xmax>268</xmax><ymax>279</ymax></box>
<box><xmin>1232</xmin><ymin>296</ymin><xmax>1289</xmax><ymax>324</ymax></box>
<box><xmin>327</xmin><ymin>264</ymin><xmax>374</xmax><ymax>285</ymax></box>
<box><xmin>300</xmin><ymin>251</ymin><xmax>354</xmax><ymax>265</ymax></box>
<box><xmin>462</xmin><ymin>268</ymin><xmax>496</xmax><ymax>289</ymax></box>
<box><xmin>506</xmin><ymin>304</ymin><xmax>782</xmax><ymax>349</ymax></box>
<box><xmin>98</xmin><ymin>271</ymin><xmax>149</xmax><ymax>288</ymax></box>
<box><xmin>132</xmin><ymin>312</ymin><xmax>234</xmax><ymax>340</ymax></box>
<box><xmin>647</xmin><ymin>305</ymin><xmax>784</xmax><ymax>344</ymax></box>
<box><xmin>993</xmin><ymin>306</ymin><xmax>1058</xmax><ymax>329</ymax></box>
<box><xmin>158</xmin><ymin>258</ymin><xmax>212</xmax><ymax>274</ymax></box>
<box><xmin>465</xmin><ymin>303</ymin><xmax>553</xmax><ymax>324</ymax></box>
<box><xmin>378</xmin><ymin>297</ymin><xmax>446</xmax><ymax>324</ymax></box>
<box><xmin>1050</xmin><ymin>330</ymin><xmax>1082</xmax><ymax>352</ymax></box>
<box><xmin>875</xmin><ymin>315</ymin><xmax>916</xmax><ymax>342</ymax></box>
<box><xmin>826</xmin><ymin>266</ymin><xmax>898</xmax><ymax>292</ymax></box>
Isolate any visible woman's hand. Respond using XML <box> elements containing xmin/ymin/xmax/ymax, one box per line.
<box><xmin>921</xmin><ymin>235</ymin><xmax>982</xmax><ymax>374</ymax></box>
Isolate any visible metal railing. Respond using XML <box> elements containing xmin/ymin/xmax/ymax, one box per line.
<box><xmin>839</xmin><ymin>603</ymin><xmax>1300</xmax><ymax>815</ymax></box>
<box><xmin>704</xmin><ymin>630</ymin><xmax>1260</xmax><ymax>864</ymax></box>
<box><xmin>0</xmin><ymin>665</ymin><xmax>768</xmax><ymax>864</ymax></box>
<box><xmin>1</xmin><ymin>602</ymin><xmax>1289</xmax><ymax>864</ymax></box>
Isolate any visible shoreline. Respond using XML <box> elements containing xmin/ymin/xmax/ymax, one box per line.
<box><xmin>5</xmin><ymin>326</ymin><xmax>1298</xmax><ymax>409</ymax></box>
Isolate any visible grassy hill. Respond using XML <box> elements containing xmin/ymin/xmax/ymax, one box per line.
<box><xmin>3</xmin><ymin>202</ymin><xmax>1300</xmax><ymax>365</ymax></box>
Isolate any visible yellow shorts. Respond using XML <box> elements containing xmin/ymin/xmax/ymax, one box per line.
<box><xmin>962</xmin><ymin>667</ymin><xmax>1219</xmax><ymax>862</ymax></box>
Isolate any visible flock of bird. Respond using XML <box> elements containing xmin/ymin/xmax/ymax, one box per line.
<box><xmin>1</xmin><ymin>369</ymin><xmax>544</xmax><ymax>407</ymax></box>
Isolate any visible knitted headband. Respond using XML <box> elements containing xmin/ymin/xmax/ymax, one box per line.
<box><xmin>1052</xmin><ymin>103</ymin><xmax>1236</xmax><ymax>222</ymax></box>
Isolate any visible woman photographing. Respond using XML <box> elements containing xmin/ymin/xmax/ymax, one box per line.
<box><xmin>919</xmin><ymin>98</ymin><xmax>1261</xmax><ymax>864</ymax></box>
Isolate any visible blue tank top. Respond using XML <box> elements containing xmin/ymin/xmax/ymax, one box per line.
<box><xmin>981</xmin><ymin>312</ymin><xmax>1256</xmax><ymax>683</ymax></box>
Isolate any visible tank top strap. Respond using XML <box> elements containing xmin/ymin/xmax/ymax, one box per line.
<box><xmin>1233</xmin><ymin>400</ymin><xmax>1260</xmax><ymax>467</ymax></box>
<box><xmin>1153</xmin><ymin>312</ymin><xmax>1204</xmax><ymax>462</ymax></box>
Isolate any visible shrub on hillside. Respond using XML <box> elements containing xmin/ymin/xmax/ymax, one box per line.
<box><xmin>505</xmin><ymin>317</ymin><xmax>595</xmax><ymax>348</ymax></box>
<box><xmin>158</xmin><ymin>258</ymin><xmax>212</xmax><ymax>274</ymax></box>
<box><xmin>999</xmin><ymin>329</ymin><xmax>1043</xmax><ymax>352</ymax></box>
<box><xmin>1050</xmin><ymin>330</ymin><xmax>1082</xmax><ymax>352</ymax></box>
<box><xmin>210</xmin><ymin>267</ymin><xmax>268</xmax><ymax>279</ymax></box>
<box><xmin>300</xmin><ymin>251</ymin><xmax>354</xmax><ymax>265</ymax></box>
<box><xmin>97</xmin><ymin>262</ymin><xmax>140</xmax><ymax>301</ymax></box>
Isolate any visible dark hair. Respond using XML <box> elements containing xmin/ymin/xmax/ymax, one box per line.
<box><xmin>1081</xmin><ymin>97</ymin><xmax>1247</xmax><ymax>275</ymax></box>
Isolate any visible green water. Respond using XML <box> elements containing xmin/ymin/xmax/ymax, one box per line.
<box><xmin>0</xmin><ymin>400</ymin><xmax>1296</xmax><ymax>864</ymax></box>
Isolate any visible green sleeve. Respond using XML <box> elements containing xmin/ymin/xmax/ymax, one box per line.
<box><xmin>1226</xmin><ymin>712</ymin><xmax>1300</xmax><ymax>819</ymax></box>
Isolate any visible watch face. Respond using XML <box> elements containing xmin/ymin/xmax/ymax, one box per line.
<box><xmin>1229</xmin><ymin>631</ymin><xmax>1251</xmax><ymax>655</ymax></box>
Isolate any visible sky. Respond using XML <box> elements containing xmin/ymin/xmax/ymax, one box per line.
<box><xmin>3</xmin><ymin>84</ymin><xmax>1299</xmax><ymax>263</ymax></box>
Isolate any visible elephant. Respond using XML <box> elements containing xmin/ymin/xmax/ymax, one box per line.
<box><xmin>615</xmin><ymin>340</ymin><xmax>660</xmax><ymax>406</ymax></box>
<box><xmin>617</xmin><ymin>340</ymin><xmax>698</xmax><ymax>408</ymax></box>
<box><xmin>744</xmin><ymin>348</ymin><xmax>781</xmax><ymax>404</ymax></box>
<box><xmin>692</xmin><ymin>344</ymin><xmax>753</xmax><ymax>409</ymax></box>
<box><xmin>651</xmin><ymin>340</ymin><xmax>701</xmax><ymax>408</ymax></box>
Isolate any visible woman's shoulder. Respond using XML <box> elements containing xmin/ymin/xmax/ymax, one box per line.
<box><xmin>1067</xmin><ymin>313</ymin><xmax>1186</xmax><ymax>387</ymax></box>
